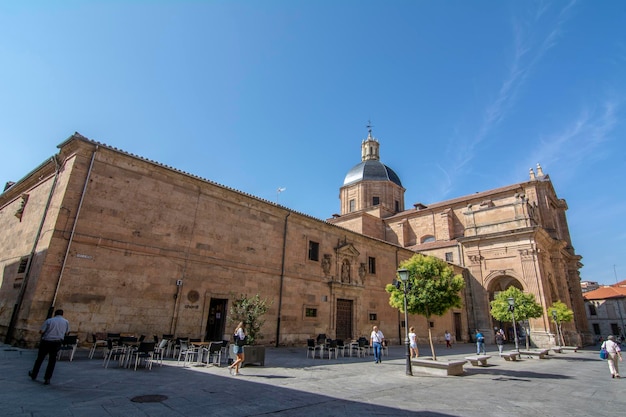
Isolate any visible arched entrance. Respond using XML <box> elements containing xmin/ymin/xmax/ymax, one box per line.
<box><xmin>487</xmin><ymin>275</ymin><xmax>524</xmax><ymax>344</ymax></box>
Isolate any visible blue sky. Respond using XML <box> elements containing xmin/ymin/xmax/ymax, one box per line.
<box><xmin>1</xmin><ymin>1</ymin><xmax>624</xmax><ymax>284</ymax></box>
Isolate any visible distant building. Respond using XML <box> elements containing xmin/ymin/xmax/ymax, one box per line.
<box><xmin>584</xmin><ymin>280</ymin><xmax>626</xmax><ymax>341</ymax></box>
<box><xmin>581</xmin><ymin>281</ymin><xmax>600</xmax><ymax>293</ymax></box>
<box><xmin>0</xmin><ymin>131</ymin><xmax>592</xmax><ymax>348</ymax></box>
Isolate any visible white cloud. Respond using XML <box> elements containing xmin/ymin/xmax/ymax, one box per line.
<box><xmin>443</xmin><ymin>1</ymin><xmax>577</xmax><ymax>195</ymax></box>
<box><xmin>528</xmin><ymin>100</ymin><xmax>618</xmax><ymax>172</ymax></box>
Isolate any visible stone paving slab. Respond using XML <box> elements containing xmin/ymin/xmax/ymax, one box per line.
<box><xmin>1</xmin><ymin>343</ymin><xmax>624</xmax><ymax>416</ymax></box>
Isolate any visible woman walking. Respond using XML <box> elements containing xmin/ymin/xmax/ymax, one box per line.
<box><xmin>229</xmin><ymin>322</ymin><xmax>246</xmax><ymax>375</ymax></box>
<box><xmin>409</xmin><ymin>327</ymin><xmax>419</xmax><ymax>358</ymax></box>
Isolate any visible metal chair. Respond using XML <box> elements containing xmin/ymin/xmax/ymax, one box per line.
<box><xmin>358</xmin><ymin>337</ymin><xmax>370</xmax><ymax>356</ymax></box>
<box><xmin>103</xmin><ymin>339</ymin><xmax>126</xmax><ymax>368</ymax></box>
<box><xmin>327</xmin><ymin>339</ymin><xmax>339</xmax><ymax>360</ymax></box>
<box><xmin>306</xmin><ymin>339</ymin><xmax>317</xmax><ymax>358</ymax></box>
<box><xmin>88</xmin><ymin>332</ymin><xmax>108</xmax><ymax>359</ymax></box>
<box><xmin>204</xmin><ymin>341</ymin><xmax>223</xmax><ymax>366</ymax></box>
<box><xmin>131</xmin><ymin>341</ymin><xmax>156</xmax><ymax>370</ymax></box>
<box><xmin>57</xmin><ymin>335</ymin><xmax>79</xmax><ymax>361</ymax></box>
<box><xmin>152</xmin><ymin>338</ymin><xmax>169</xmax><ymax>366</ymax></box>
<box><xmin>177</xmin><ymin>339</ymin><xmax>198</xmax><ymax>367</ymax></box>
<box><xmin>335</xmin><ymin>339</ymin><xmax>347</xmax><ymax>357</ymax></box>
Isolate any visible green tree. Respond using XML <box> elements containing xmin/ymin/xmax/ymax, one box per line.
<box><xmin>228</xmin><ymin>293</ymin><xmax>273</xmax><ymax>345</ymax></box>
<box><xmin>548</xmin><ymin>301</ymin><xmax>574</xmax><ymax>346</ymax></box>
<box><xmin>385</xmin><ymin>254</ymin><xmax>465</xmax><ymax>360</ymax></box>
<box><xmin>490</xmin><ymin>287</ymin><xmax>543</xmax><ymax>349</ymax></box>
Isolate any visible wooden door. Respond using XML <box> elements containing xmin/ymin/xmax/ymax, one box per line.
<box><xmin>336</xmin><ymin>299</ymin><xmax>353</xmax><ymax>341</ymax></box>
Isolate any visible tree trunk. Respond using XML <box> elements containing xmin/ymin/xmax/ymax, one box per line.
<box><xmin>427</xmin><ymin>319</ymin><xmax>436</xmax><ymax>361</ymax></box>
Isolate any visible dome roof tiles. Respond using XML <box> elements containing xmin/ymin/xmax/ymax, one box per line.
<box><xmin>343</xmin><ymin>160</ymin><xmax>402</xmax><ymax>187</ymax></box>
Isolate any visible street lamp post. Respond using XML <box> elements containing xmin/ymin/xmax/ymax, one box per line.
<box><xmin>507</xmin><ymin>297</ymin><xmax>520</xmax><ymax>352</ymax></box>
<box><xmin>397</xmin><ymin>268</ymin><xmax>413</xmax><ymax>376</ymax></box>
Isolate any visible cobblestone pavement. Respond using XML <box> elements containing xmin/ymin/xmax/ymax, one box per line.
<box><xmin>1</xmin><ymin>342</ymin><xmax>623</xmax><ymax>417</ymax></box>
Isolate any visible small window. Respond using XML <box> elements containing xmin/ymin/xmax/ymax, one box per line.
<box><xmin>305</xmin><ymin>308</ymin><xmax>318</xmax><ymax>318</ymax></box>
<box><xmin>349</xmin><ymin>199</ymin><xmax>356</xmax><ymax>212</ymax></box>
<box><xmin>592</xmin><ymin>323</ymin><xmax>601</xmax><ymax>335</ymax></box>
<box><xmin>308</xmin><ymin>241</ymin><xmax>319</xmax><ymax>261</ymax></box>
<box><xmin>429</xmin><ymin>321</ymin><xmax>435</xmax><ymax>328</ymax></box>
<box><xmin>368</xmin><ymin>257</ymin><xmax>376</xmax><ymax>274</ymax></box>
<box><xmin>369</xmin><ymin>313</ymin><xmax>377</xmax><ymax>321</ymax></box>
<box><xmin>588</xmin><ymin>304</ymin><xmax>597</xmax><ymax>316</ymax></box>
<box><xmin>421</xmin><ymin>235</ymin><xmax>436</xmax><ymax>243</ymax></box>
<box><xmin>395</xmin><ymin>201</ymin><xmax>399</xmax><ymax>212</ymax></box>
<box><xmin>445</xmin><ymin>252</ymin><xmax>453</xmax><ymax>262</ymax></box>
<box><xmin>17</xmin><ymin>257</ymin><xmax>29</xmax><ymax>273</ymax></box>
<box><xmin>373</xmin><ymin>196</ymin><xmax>380</xmax><ymax>206</ymax></box>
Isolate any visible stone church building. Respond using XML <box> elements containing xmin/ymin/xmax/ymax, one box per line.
<box><xmin>0</xmin><ymin>131</ymin><xmax>591</xmax><ymax>348</ymax></box>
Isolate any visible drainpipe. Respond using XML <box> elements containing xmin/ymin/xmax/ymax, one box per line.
<box><xmin>5</xmin><ymin>155</ymin><xmax>61</xmax><ymax>344</ymax></box>
<box><xmin>50</xmin><ymin>147</ymin><xmax>98</xmax><ymax>315</ymax></box>
<box><xmin>275</xmin><ymin>212</ymin><xmax>290</xmax><ymax>347</ymax></box>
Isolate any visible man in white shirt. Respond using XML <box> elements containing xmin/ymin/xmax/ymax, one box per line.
<box><xmin>29</xmin><ymin>309</ymin><xmax>70</xmax><ymax>385</ymax></box>
<box><xmin>370</xmin><ymin>326</ymin><xmax>385</xmax><ymax>364</ymax></box>
<box><xmin>602</xmin><ymin>335</ymin><xmax>623</xmax><ymax>378</ymax></box>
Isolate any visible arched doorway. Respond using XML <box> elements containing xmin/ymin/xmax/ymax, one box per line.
<box><xmin>487</xmin><ymin>275</ymin><xmax>524</xmax><ymax>344</ymax></box>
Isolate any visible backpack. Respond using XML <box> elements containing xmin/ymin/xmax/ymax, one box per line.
<box><xmin>234</xmin><ymin>332</ymin><xmax>246</xmax><ymax>347</ymax></box>
<box><xmin>236</xmin><ymin>335</ymin><xmax>247</xmax><ymax>347</ymax></box>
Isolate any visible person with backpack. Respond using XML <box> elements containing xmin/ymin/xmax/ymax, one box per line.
<box><xmin>495</xmin><ymin>329</ymin><xmax>505</xmax><ymax>355</ymax></box>
<box><xmin>601</xmin><ymin>335</ymin><xmax>623</xmax><ymax>378</ymax></box>
<box><xmin>228</xmin><ymin>322</ymin><xmax>246</xmax><ymax>375</ymax></box>
<box><xmin>475</xmin><ymin>330</ymin><xmax>486</xmax><ymax>355</ymax></box>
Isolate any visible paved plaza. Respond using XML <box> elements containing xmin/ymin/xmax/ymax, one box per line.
<box><xmin>1</xmin><ymin>341</ymin><xmax>623</xmax><ymax>417</ymax></box>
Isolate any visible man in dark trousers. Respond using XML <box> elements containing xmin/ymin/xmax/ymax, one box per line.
<box><xmin>29</xmin><ymin>309</ymin><xmax>70</xmax><ymax>385</ymax></box>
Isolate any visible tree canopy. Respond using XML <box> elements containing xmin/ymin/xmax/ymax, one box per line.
<box><xmin>228</xmin><ymin>293</ymin><xmax>273</xmax><ymax>345</ymax></box>
<box><xmin>489</xmin><ymin>287</ymin><xmax>543</xmax><ymax>323</ymax></box>
<box><xmin>385</xmin><ymin>254</ymin><xmax>465</xmax><ymax>360</ymax></box>
<box><xmin>547</xmin><ymin>300</ymin><xmax>574</xmax><ymax>323</ymax></box>
<box><xmin>385</xmin><ymin>254</ymin><xmax>465</xmax><ymax>317</ymax></box>
<box><xmin>548</xmin><ymin>300</ymin><xmax>574</xmax><ymax>346</ymax></box>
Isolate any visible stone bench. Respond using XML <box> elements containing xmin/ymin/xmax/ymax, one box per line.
<box><xmin>500</xmin><ymin>352</ymin><xmax>518</xmax><ymax>361</ymax></box>
<box><xmin>464</xmin><ymin>355</ymin><xmax>491</xmax><ymax>367</ymax></box>
<box><xmin>519</xmin><ymin>349</ymin><xmax>549</xmax><ymax>359</ymax></box>
<box><xmin>561</xmin><ymin>346</ymin><xmax>579</xmax><ymax>352</ymax></box>
<box><xmin>551</xmin><ymin>346</ymin><xmax>563</xmax><ymax>354</ymax></box>
<box><xmin>411</xmin><ymin>358</ymin><xmax>467</xmax><ymax>376</ymax></box>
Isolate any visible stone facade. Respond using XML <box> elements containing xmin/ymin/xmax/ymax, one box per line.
<box><xmin>0</xmin><ymin>131</ymin><xmax>591</xmax><ymax>348</ymax></box>
<box><xmin>330</xmin><ymin>133</ymin><xmax>591</xmax><ymax>347</ymax></box>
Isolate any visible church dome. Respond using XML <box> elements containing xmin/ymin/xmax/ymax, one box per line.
<box><xmin>343</xmin><ymin>160</ymin><xmax>403</xmax><ymax>187</ymax></box>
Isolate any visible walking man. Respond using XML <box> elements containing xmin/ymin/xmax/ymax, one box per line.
<box><xmin>29</xmin><ymin>309</ymin><xmax>70</xmax><ymax>385</ymax></box>
<box><xmin>370</xmin><ymin>325</ymin><xmax>385</xmax><ymax>364</ymax></box>
<box><xmin>475</xmin><ymin>329</ymin><xmax>486</xmax><ymax>355</ymax></box>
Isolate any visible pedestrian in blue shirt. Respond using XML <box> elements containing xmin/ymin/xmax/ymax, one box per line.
<box><xmin>475</xmin><ymin>330</ymin><xmax>486</xmax><ymax>355</ymax></box>
<box><xmin>29</xmin><ymin>309</ymin><xmax>70</xmax><ymax>385</ymax></box>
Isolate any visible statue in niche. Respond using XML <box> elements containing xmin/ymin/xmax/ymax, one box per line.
<box><xmin>341</xmin><ymin>259</ymin><xmax>351</xmax><ymax>283</ymax></box>
<box><xmin>358</xmin><ymin>263</ymin><xmax>366</xmax><ymax>284</ymax></box>
<box><xmin>322</xmin><ymin>255</ymin><xmax>331</xmax><ymax>276</ymax></box>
